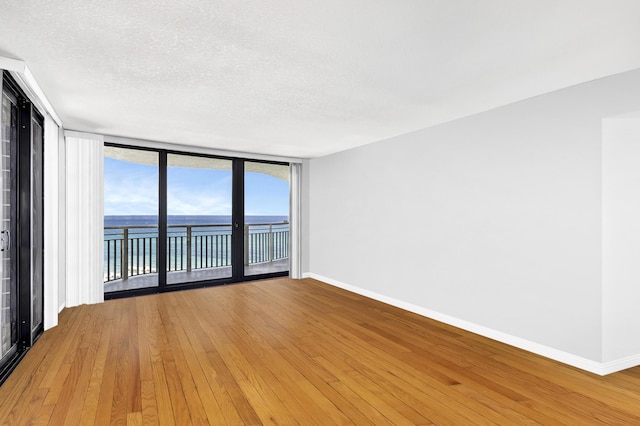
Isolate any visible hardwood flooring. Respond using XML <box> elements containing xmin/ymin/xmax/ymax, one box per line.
<box><xmin>1</xmin><ymin>277</ymin><xmax>640</xmax><ymax>425</ymax></box>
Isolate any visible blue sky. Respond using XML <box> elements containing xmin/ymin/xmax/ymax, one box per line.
<box><xmin>104</xmin><ymin>158</ymin><xmax>289</xmax><ymax>216</ymax></box>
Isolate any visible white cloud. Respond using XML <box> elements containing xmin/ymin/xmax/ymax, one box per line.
<box><xmin>104</xmin><ymin>174</ymin><xmax>159</xmax><ymax>215</ymax></box>
<box><xmin>167</xmin><ymin>190</ymin><xmax>231</xmax><ymax>215</ymax></box>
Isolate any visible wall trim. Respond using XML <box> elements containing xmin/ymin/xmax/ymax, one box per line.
<box><xmin>64</xmin><ymin>130</ymin><xmax>104</xmax><ymax>142</ymax></box>
<box><xmin>58</xmin><ymin>303</ymin><xmax>65</xmax><ymax>314</ymax></box>
<box><xmin>303</xmin><ymin>272</ymin><xmax>640</xmax><ymax>376</ymax></box>
<box><xmin>0</xmin><ymin>56</ymin><xmax>62</xmax><ymax>126</ymax></box>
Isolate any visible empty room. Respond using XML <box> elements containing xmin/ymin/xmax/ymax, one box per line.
<box><xmin>2</xmin><ymin>0</ymin><xmax>640</xmax><ymax>424</ymax></box>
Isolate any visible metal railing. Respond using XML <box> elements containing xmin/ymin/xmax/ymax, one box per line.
<box><xmin>244</xmin><ymin>223</ymin><xmax>289</xmax><ymax>264</ymax></box>
<box><xmin>104</xmin><ymin>222</ymin><xmax>289</xmax><ymax>282</ymax></box>
<box><xmin>167</xmin><ymin>224</ymin><xmax>233</xmax><ymax>273</ymax></box>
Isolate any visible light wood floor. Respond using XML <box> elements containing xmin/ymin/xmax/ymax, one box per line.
<box><xmin>1</xmin><ymin>278</ymin><xmax>640</xmax><ymax>425</ymax></box>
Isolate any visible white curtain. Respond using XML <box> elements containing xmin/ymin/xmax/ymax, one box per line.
<box><xmin>64</xmin><ymin>131</ymin><xmax>104</xmax><ymax>306</ymax></box>
<box><xmin>289</xmin><ymin>162</ymin><xmax>303</xmax><ymax>279</ymax></box>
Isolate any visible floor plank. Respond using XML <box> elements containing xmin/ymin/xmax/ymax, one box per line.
<box><xmin>1</xmin><ymin>277</ymin><xmax>640</xmax><ymax>425</ymax></box>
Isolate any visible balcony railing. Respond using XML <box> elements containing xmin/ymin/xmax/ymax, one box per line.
<box><xmin>104</xmin><ymin>222</ymin><xmax>290</xmax><ymax>282</ymax></box>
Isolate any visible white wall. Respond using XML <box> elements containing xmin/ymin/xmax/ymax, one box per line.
<box><xmin>57</xmin><ymin>129</ymin><xmax>66</xmax><ymax>312</ymax></box>
<box><xmin>43</xmin><ymin>115</ymin><xmax>60</xmax><ymax>329</ymax></box>
<box><xmin>306</xmin><ymin>68</ymin><xmax>640</xmax><ymax>365</ymax></box>
<box><xmin>602</xmin><ymin>114</ymin><xmax>640</xmax><ymax>363</ymax></box>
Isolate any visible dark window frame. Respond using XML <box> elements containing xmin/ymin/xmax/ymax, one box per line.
<box><xmin>104</xmin><ymin>143</ymin><xmax>290</xmax><ymax>300</ymax></box>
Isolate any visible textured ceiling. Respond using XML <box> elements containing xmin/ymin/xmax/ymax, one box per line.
<box><xmin>2</xmin><ymin>1</ymin><xmax>640</xmax><ymax>158</ymax></box>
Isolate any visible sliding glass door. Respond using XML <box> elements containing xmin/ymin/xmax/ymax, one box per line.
<box><xmin>166</xmin><ymin>154</ymin><xmax>233</xmax><ymax>285</ymax></box>
<box><xmin>1</xmin><ymin>72</ymin><xmax>45</xmax><ymax>384</ymax></box>
<box><xmin>103</xmin><ymin>147</ymin><xmax>290</xmax><ymax>297</ymax></box>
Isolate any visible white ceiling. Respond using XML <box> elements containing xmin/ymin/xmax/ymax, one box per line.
<box><xmin>2</xmin><ymin>1</ymin><xmax>640</xmax><ymax>158</ymax></box>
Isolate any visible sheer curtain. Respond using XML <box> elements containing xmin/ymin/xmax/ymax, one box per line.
<box><xmin>289</xmin><ymin>162</ymin><xmax>302</xmax><ymax>279</ymax></box>
<box><xmin>64</xmin><ymin>131</ymin><xmax>104</xmax><ymax>306</ymax></box>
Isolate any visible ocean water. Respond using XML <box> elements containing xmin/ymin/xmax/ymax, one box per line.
<box><xmin>104</xmin><ymin>214</ymin><xmax>288</xmax><ymax>228</ymax></box>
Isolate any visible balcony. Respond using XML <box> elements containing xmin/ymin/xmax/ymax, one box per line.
<box><xmin>104</xmin><ymin>221</ymin><xmax>290</xmax><ymax>292</ymax></box>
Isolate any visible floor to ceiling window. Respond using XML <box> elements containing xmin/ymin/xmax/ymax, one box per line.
<box><xmin>244</xmin><ymin>161</ymin><xmax>290</xmax><ymax>276</ymax></box>
<box><xmin>103</xmin><ymin>147</ymin><xmax>159</xmax><ymax>293</ymax></box>
<box><xmin>103</xmin><ymin>145</ymin><xmax>290</xmax><ymax>298</ymax></box>
<box><xmin>166</xmin><ymin>154</ymin><xmax>233</xmax><ymax>285</ymax></box>
<box><xmin>0</xmin><ymin>72</ymin><xmax>44</xmax><ymax>384</ymax></box>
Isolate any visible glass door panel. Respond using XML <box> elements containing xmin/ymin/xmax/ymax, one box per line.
<box><xmin>103</xmin><ymin>147</ymin><xmax>159</xmax><ymax>293</ymax></box>
<box><xmin>0</xmin><ymin>91</ymin><xmax>17</xmax><ymax>363</ymax></box>
<box><xmin>167</xmin><ymin>154</ymin><xmax>232</xmax><ymax>285</ymax></box>
<box><xmin>244</xmin><ymin>162</ymin><xmax>290</xmax><ymax>276</ymax></box>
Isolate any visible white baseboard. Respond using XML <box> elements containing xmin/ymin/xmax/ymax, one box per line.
<box><xmin>599</xmin><ymin>354</ymin><xmax>640</xmax><ymax>376</ymax></box>
<box><xmin>59</xmin><ymin>303</ymin><xmax>65</xmax><ymax>313</ymax></box>
<box><xmin>302</xmin><ymin>272</ymin><xmax>640</xmax><ymax>376</ymax></box>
